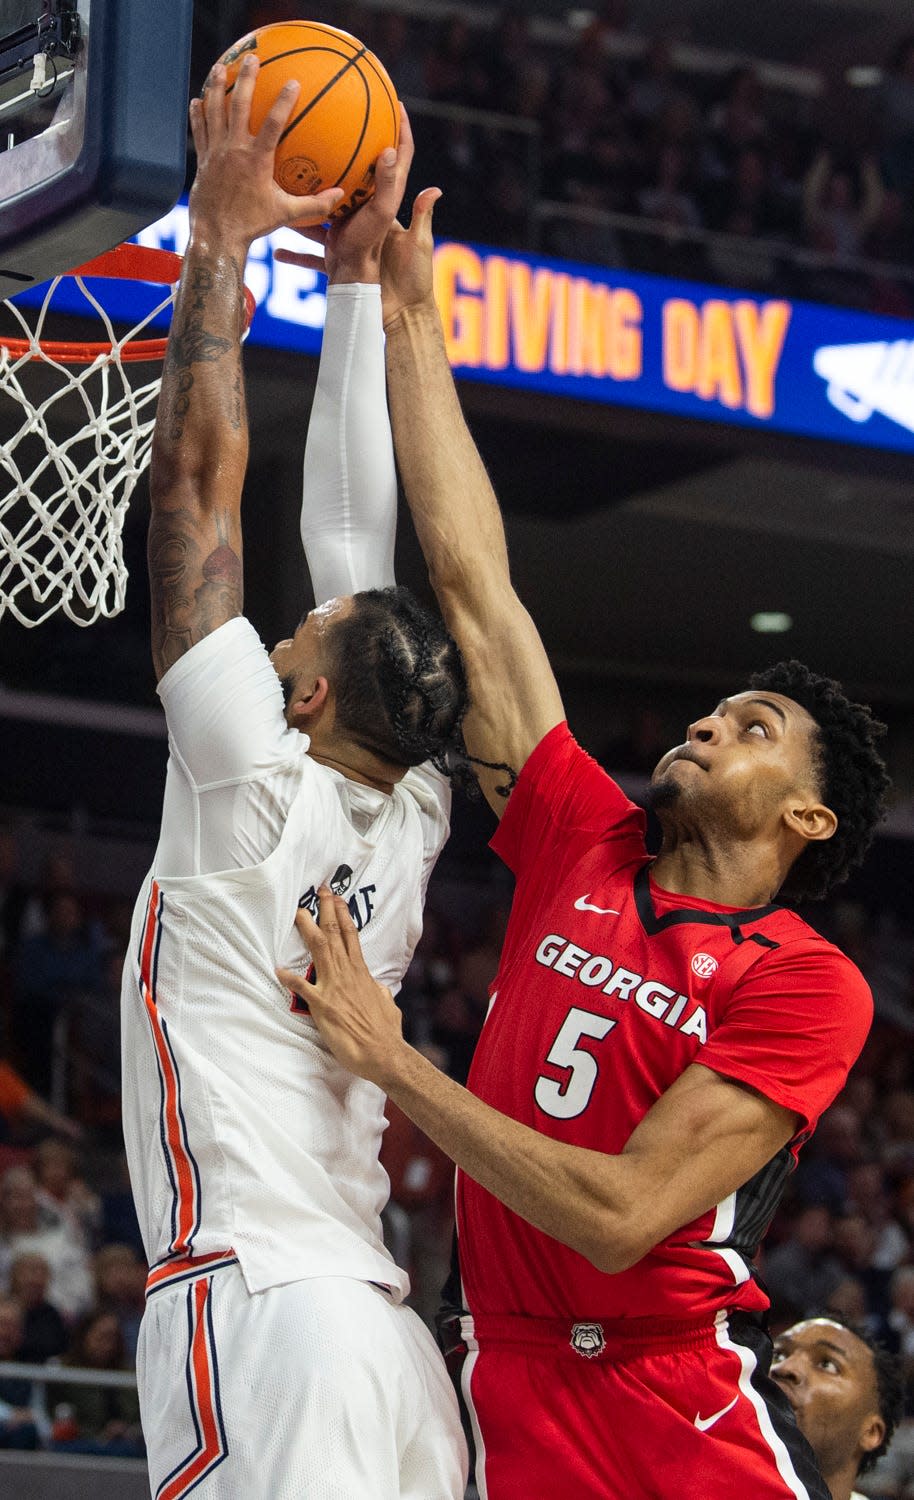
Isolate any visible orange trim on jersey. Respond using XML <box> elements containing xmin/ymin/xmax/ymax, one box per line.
<box><xmin>155</xmin><ymin>1276</ymin><xmax>227</xmax><ymax>1499</ymax></box>
<box><xmin>146</xmin><ymin>1251</ymin><xmax>237</xmax><ymax>1299</ymax></box>
<box><xmin>140</xmin><ymin>880</ymin><xmax>200</xmax><ymax>1256</ymax></box>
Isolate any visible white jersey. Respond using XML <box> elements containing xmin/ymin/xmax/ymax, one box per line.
<box><xmin>121</xmin><ymin>616</ymin><xmax>450</xmax><ymax>1299</ymax></box>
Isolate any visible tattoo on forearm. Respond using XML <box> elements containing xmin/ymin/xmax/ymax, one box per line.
<box><xmin>148</xmin><ymin>505</ymin><xmax>242</xmax><ymax>675</ymax></box>
<box><xmin>160</xmin><ymin>263</ymin><xmax>244</xmax><ymax>442</ymax></box>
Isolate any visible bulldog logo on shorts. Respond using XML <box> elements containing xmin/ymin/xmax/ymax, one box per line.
<box><xmin>570</xmin><ymin>1322</ymin><xmax>605</xmax><ymax>1358</ymax></box>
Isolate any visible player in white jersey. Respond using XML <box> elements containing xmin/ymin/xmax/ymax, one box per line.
<box><xmin>121</xmin><ymin>61</ymin><xmax>467</xmax><ymax>1499</ymax></box>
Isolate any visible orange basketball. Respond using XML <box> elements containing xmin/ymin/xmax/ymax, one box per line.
<box><xmin>217</xmin><ymin>21</ymin><xmax>400</xmax><ymax>219</ymax></box>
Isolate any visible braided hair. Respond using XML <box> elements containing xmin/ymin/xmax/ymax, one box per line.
<box><xmin>326</xmin><ymin>586</ymin><xmax>469</xmax><ymax>774</ymax></box>
<box><xmin>748</xmin><ymin>660</ymin><xmax>889</xmax><ymax>904</ymax></box>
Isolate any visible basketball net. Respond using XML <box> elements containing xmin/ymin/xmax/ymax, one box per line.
<box><xmin>0</xmin><ymin>243</ymin><xmax>254</xmax><ymax>628</ymax></box>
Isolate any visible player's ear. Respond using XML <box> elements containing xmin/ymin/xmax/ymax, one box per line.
<box><xmin>289</xmin><ymin>675</ymin><xmax>330</xmax><ymax>725</ymax></box>
<box><xmin>859</xmin><ymin>1410</ymin><xmax>885</xmax><ymax>1458</ymax></box>
<box><xmin>783</xmin><ymin>798</ymin><xmax>837</xmax><ymax>845</ymax></box>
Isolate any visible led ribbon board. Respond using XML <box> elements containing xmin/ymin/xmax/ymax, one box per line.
<box><xmin>13</xmin><ymin>200</ymin><xmax>914</xmax><ymax>454</ymax></box>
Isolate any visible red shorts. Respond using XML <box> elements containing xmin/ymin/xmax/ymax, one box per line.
<box><xmin>459</xmin><ymin>1311</ymin><xmax>829</xmax><ymax>1500</ymax></box>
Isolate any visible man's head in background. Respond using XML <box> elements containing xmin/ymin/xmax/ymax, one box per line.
<box><xmin>771</xmin><ymin>1317</ymin><xmax>904</xmax><ymax>1500</ymax></box>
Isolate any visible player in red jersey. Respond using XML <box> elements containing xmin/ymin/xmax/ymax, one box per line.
<box><xmin>277</xmin><ymin>175</ymin><xmax>890</xmax><ymax>1499</ymax></box>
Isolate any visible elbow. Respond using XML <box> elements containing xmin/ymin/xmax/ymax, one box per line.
<box><xmin>581</xmin><ymin>1210</ymin><xmax>655</xmax><ymax>1276</ymax></box>
<box><xmin>585</xmin><ymin>1238</ymin><xmax>641</xmax><ymax>1277</ymax></box>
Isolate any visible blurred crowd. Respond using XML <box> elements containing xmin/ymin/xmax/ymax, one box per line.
<box><xmin>2</xmin><ymin>802</ymin><xmax>914</xmax><ymax>1479</ymax></box>
<box><xmin>236</xmin><ymin>1</ymin><xmax>914</xmax><ymax>313</ymax></box>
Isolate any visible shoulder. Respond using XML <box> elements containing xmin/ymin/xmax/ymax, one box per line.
<box><xmin>156</xmin><ymin>614</ymin><xmax>262</xmax><ymax>697</ymax></box>
<box><xmin>730</xmin><ymin>917</ymin><xmax>872</xmax><ymax>1023</ymax></box>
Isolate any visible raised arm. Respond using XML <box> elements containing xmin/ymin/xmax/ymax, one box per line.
<box><xmin>285</xmin><ymin>133</ymin><xmax>417</xmax><ymax>604</ymax></box>
<box><xmin>380</xmin><ymin>133</ymin><xmax>564</xmax><ymax>812</ymax></box>
<box><xmin>148</xmin><ymin>57</ymin><xmax>342</xmax><ymax>681</ymax></box>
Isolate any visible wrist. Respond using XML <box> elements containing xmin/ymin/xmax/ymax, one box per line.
<box><xmin>382</xmin><ymin>296</ymin><xmax>440</xmax><ymax>336</ymax></box>
<box><xmin>329</xmin><ymin>253</ymin><xmax>382</xmax><ymax>287</ymax></box>
<box><xmin>374</xmin><ymin>1035</ymin><xmax>418</xmax><ymax>1097</ymax></box>
<box><xmin>186</xmin><ymin>224</ymin><xmax>252</xmax><ymax>266</ymax></box>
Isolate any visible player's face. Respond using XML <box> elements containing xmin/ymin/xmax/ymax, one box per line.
<box><xmin>269</xmin><ymin>597</ymin><xmax>352</xmax><ymax>719</ymax></box>
<box><xmin>770</xmin><ymin>1319</ymin><xmax>883</xmax><ymax>1477</ymax></box>
<box><xmin>647</xmin><ymin>690</ymin><xmax>822</xmax><ymax>837</ymax></box>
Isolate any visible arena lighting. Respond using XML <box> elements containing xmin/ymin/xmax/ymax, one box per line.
<box><xmin>750</xmin><ymin>612</ymin><xmax>794</xmax><ymax>634</ymax></box>
<box><xmin>845</xmin><ymin>66</ymin><xmax>883</xmax><ymax>88</ymax></box>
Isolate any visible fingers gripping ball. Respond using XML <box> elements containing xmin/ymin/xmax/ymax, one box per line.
<box><xmin>217</xmin><ymin>20</ymin><xmax>400</xmax><ymax>219</ymax></box>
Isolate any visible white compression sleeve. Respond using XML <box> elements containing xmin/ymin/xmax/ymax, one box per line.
<box><xmin>300</xmin><ymin>283</ymin><xmax>397</xmax><ymax>604</ymax></box>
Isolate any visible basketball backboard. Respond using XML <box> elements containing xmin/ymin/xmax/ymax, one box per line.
<box><xmin>0</xmin><ymin>0</ymin><xmax>194</xmax><ymax>299</ymax></box>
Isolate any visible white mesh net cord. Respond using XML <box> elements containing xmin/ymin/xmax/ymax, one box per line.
<box><xmin>0</xmin><ymin>269</ymin><xmax>175</xmax><ymax>627</ymax></box>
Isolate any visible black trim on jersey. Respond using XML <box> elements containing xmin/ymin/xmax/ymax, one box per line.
<box><xmin>709</xmin><ymin>1145</ymin><xmax>796</xmax><ymax>1272</ymax></box>
<box><xmin>634</xmin><ymin>865</ymin><xmax>782</xmax><ymax>949</ymax></box>
<box><xmin>726</xmin><ymin>1315</ymin><xmax>831</xmax><ymax>1500</ymax></box>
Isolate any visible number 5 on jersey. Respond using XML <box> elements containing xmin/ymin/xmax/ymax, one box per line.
<box><xmin>534</xmin><ymin>1007</ymin><xmax>617</xmax><ymax>1120</ymax></box>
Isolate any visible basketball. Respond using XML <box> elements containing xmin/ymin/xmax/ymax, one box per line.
<box><xmin>217</xmin><ymin>20</ymin><xmax>400</xmax><ymax>219</ymax></box>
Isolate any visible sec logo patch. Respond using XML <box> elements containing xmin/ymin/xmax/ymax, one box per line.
<box><xmin>691</xmin><ymin>952</ymin><xmax>718</xmax><ymax>978</ymax></box>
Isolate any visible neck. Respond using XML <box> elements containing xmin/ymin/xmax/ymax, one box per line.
<box><xmin>309</xmin><ymin>748</ymin><xmax>400</xmax><ymax>795</ymax></box>
<box><xmin>650</xmin><ymin>827</ymin><xmax>784</xmax><ymax>908</ymax></box>
<box><xmin>820</xmin><ymin>1461</ymin><xmax>857</xmax><ymax>1500</ymax></box>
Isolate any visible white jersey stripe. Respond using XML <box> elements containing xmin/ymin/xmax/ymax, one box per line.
<box><xmin>459</xmin><ymin>1322</ymin><xmax>489</xmax><ymax>1500</ymax></box>
<box><xmin>714</xmin><ymin>1312</ymin><xmax>815</xmax><ymax>1500</ymax></box>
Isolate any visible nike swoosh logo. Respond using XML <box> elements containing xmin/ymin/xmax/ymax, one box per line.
<box><xmin>694</xmin><ymin>1396</ymin><xmax>738</xmax><ymax>1432</ymax></box>
<box><xmin>574</xmin><ymin>895</ymin><xmax>621</xmax><ymax>915</ymax></box>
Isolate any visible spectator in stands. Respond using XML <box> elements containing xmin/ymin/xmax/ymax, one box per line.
<box><xmin>771</xmin><ymin>1317</ymin><xmax>904</xmax><ymax>1500</ymax></box>
<box><xmin>19</xmin><ymin>851</ymin><xmax>77</xmax><ymax>942</ymax></box>
<box><xmin>0</xmin><ymin>1165</ymin><xmax>92</xmax><ymax>1321</ymax></box>
<box><xmin>795</xmin><ymin>1103</ymin><xmax>865</xmax><ymax>1212</ymax></box>
<box><xmin>47</xmin><ymin>1310</ymin><xmax>143</xmax><ymax>1457</ymax></box>
<box><xmin>845</xmin><ymin>1161</ymin><xmax>909</xmax><ymax>1272</ymax></box>
<box><xmin>703</xmin><ymin>66</ymin><xmax>769</xmax><ymax>183</ymax></box>
<box><xmin>481</xmin><ymin>7</ymin><xmax>547</xmax><ymax>119</ymax></box>
<box><xmin>831</xmin><ymin>1213</ymin><xmax>893</xmax><ymax>1343</ymax></box>
<box><xmin>803</xmin><ymin>149</ymin><xmax>885</xmax><ymax>260</ymax></box>
<box><xmin>8</xmin><ymin>1252</ymin><xmax>67</xmax><ymax>1363</ymax></box>
<box><xmin>12</xmin><ymin>888</ymin><xmax>105</xmax><ymax>1096</ymax></box>
<box><xmin>626</xmin><ymin>34</ymin><xmax>689</xmax><ymax>127</ymax></box>
<box><xmin>374</xmin><ymin>10</ymin><xmax>426</xmax><ymax>101</ymax></box>
<box><xmin>881</xmin><ymin>1090</ymin><xmax>914</xmax><ymax>1174</ymax></box>
<box><xmin>92</xmin><ymin>1244</ymin><xmax>145</xmax><ymax>1363</ymax></box>
<box><xmin>886</xmin><ymin>1265</ymin><xmax>914</xmax><ymax>1366</ymax></box>
<box><xmin>97</xmin><ymin>1152</ymin><xmax>144</xmax><ymax>1261</ymax></box>
<box><xmin>765</xmin><ymin>1204</ymin><xmax>846</xmax><ymax>1324</ymax></box>
<box><xmin>0</xmin><ymin>1293</ymin><xmax>39</xmax><ymax>1450</ymax></box>
<box><xmin>33</xmin><ymin>1138</ymin><xmax>101</xmax><ymax>1250</ymax></box>
<box><xmin>636</xmin><ymin>141</ymin><xmax>702</xmax><ymax>230</ymax></box>
<box><xmin>0</xmin><ymin>1057</ymin><xmax>83</xmax><ymax>1143</ymax></box>
<box><xmin>424</xmin><ymin>14</ymin><xmax>487</xmax><ymax>106</ymax></box>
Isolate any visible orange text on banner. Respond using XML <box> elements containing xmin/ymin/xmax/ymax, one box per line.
<box><xmin>433</xmin><ymin>245</ymin><xmax>644</xmax><ymax>384</ymax></box>
<box><xmin>662</xmin><ymin>297</ymin><xmax>791</xmax><ymax>419</ymax></box>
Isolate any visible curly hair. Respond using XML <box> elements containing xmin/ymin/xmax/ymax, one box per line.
<box><xmin>748</xmin><ymin>660</ymin><xmax>889</xmax><ymax>904</ymax></box>
<box><xmin>326</xmin><ymin>586</ymin><xmax>469</xmax><ymax>774</ymax></box>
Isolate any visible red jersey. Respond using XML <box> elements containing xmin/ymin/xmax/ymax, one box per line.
<box><xmin>456</xmin><ymin>723</ymin><xmax>872</xmax><ymax>1324</ymax></box>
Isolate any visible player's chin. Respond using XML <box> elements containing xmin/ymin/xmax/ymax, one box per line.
<box><xmin>643</xmin><ymin>774</ymin><xmax>683</xmax><ymax>812</ymax></box>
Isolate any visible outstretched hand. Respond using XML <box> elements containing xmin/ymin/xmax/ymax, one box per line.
<box><xmin>277</xmin><ymin>887</ymin><xmax>406</xmax><ymax>1089</ymax></box>
<box><xmin>274</xmin><ymin>104</ymin><xmax>441</xmax><ymax>319</ymax></box>
<box><xmin>189</xmin><ymin>55</ymin><xmax>343</xmax><ymax>251</ymax></box>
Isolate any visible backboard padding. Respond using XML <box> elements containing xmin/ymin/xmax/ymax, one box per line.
<box><xmin>0</xmin><ymin>0</ymin><xmax>194</xmax><ymax>299</ymax></box>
